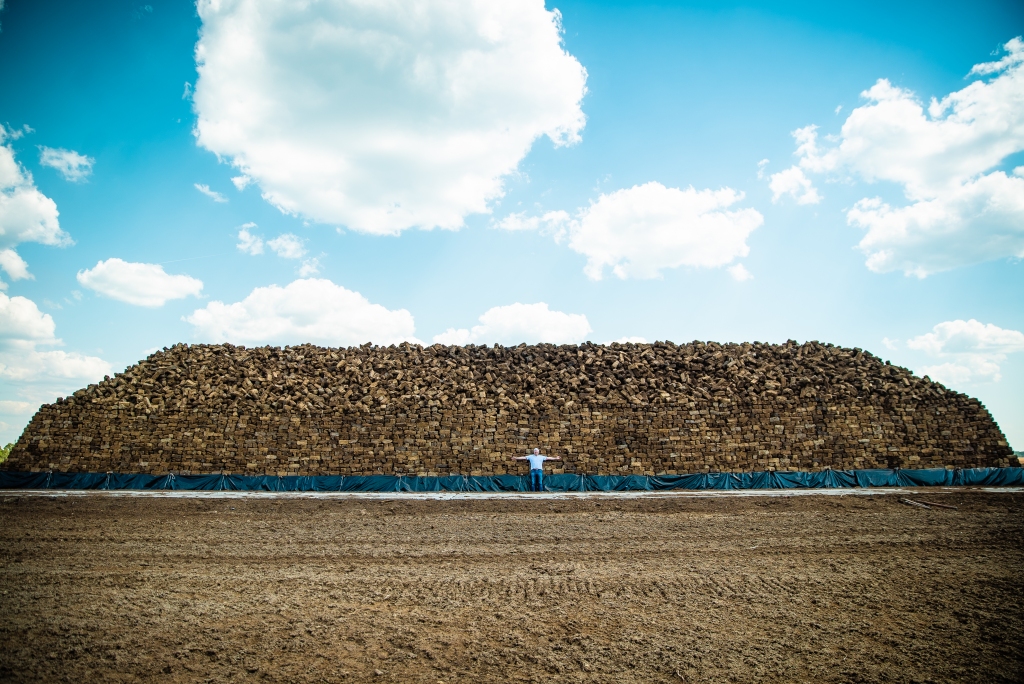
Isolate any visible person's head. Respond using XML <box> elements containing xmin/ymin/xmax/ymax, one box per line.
<box><xmin>533</xmin><ymin>448</ymin><xmax>540</xmax><ymax>455</ymax></box>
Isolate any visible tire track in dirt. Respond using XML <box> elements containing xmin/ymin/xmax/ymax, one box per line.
<box><xmin>0</xmin><ymin>493</ymin><xmax>1021</xmax><ymax>683</ymax></box>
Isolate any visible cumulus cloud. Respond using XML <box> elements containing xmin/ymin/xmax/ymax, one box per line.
<box><xmin>432</xmin><ymin>302</ymin><xmax>591</xmax><ymax>346</ymax></box>
<box><xmin>298</xmin><ymin>257</ymin><xmax>320</xmax><ymax>276</ymax></box>
<box><xmin>0</xmin><ymin>129</ymin><xmax>71</xmax><ymax>284</ymax></box>
<box><xmin>495</xmin><ymin>210</ymin><xmax>570</xmax><ymax>233</ymax></box>
<box><xmin>556</xmin><ymin>182</ymin><xmax>762</xmax><ymax>280</ymax></box>
<box><xmin>0</xmin><ymin>400</ymin><xmax>33</xmax><ymax>414</ymax></box>
<box><xmin>727</xmin><ymin>263</ymin><xmax>753</xmax><ymax>281</ymax></box>
<box><xmin>768</xmin><ymin>163</ymin><xmax>820</xmax><ymax>205</ymax></box>
<box><xmin>38</xmin><ymin>146</ymin><xmax>95</xmax><ymax>182</ymax></box>
<box><xmin>77</xmin><ymin>258</ymin><xmax>204</xmax><ymax>307</ymax></box>
<box><xmin>0</xmin><ymin>293</ymin><xmax>110</xmax><ymax>443</ymax></box>
<box><xmin>192</xmin><ymin>0</ymin><xmax>588</xmax><ymax>235</ymax></box>
<box><xmin>773</xmin><ymin>37</ymin><xmax>1024</xmax><ymax>276</ymax></box>
<box><xmin>267</xmin><ymin>233</ymin><xmax>306</xmax><ymax>259</ymax></box>
<box><xmin>238</xmin><ymin>225</ymin><xmax>314</xmax><ymax>266</ymax></box>
<box><xmin>236</xmin><ymin>223</ymin><xmax>264</xmax><ymax>255</ymax></box>
<box><xmin>907</xmin><ymin>318</ymin><xmax>1024</xmax><ymax>384</ymax></box>
<box><xmin>195</xmin><ymin>183</ymin><xmax>228</xmax><ymax>202</ymax></box>
<box><xmin>609</xmin><ymin>336</ymin><xmax>647</xmax><ymax>344</ymax></box>
<box><xmin>186</xmin><ymin>278</ymin><xmax>419</xmax><ymax>346</ymax></box>
<box><xmin>0</xmin><ymin>248</ymin><xmax>31</xmax><ymax>281</ymax></box>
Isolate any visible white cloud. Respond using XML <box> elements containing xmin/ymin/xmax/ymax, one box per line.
<box><xmin>267</xmin><ymin>233</ymin><xmax>306</xmax><ymax>259</ymax></box>
<box><xmin>756</xmin><ymin>158</ymin><xmax>769</xmax><ymax>179</ymax></box>
<box><xmin>186</xmin><ymin>278</ymin><xmax>419</xmax><ymax>346</ymax></box>
<box><xmin>231</xmin><ymin>174</ymin><xmax>252</xmax><ymax>191</ymax></box>
<box><xmin>2</xmin><ymin>125</ymin><xmax>33</xmax><ymax>142</ymax></box>
<box><xmin>0</xmin><ymin>291</ymin><xmax>58</xmax><ymax>343</ymax></box>
<box><xmin>193</xmin><ymin>0</ymin><xmax>588</xmax><ymax>235</ymax></box>
<box><xmin>0</xmin><ymin>130</ymin><xmax>70</xmax><ymax>256</ymax></box>
<box><xmin>433</xmin><ymin>302</ymin><xmax>591</xmax><ymax>346</ymax></box>
<box><xmin>727</xmin><ymin>263</ymin><xmax>753</xmax><ymax>281</ymax></box>
<box><xmin>0</xmin><ymin>248</ymin><xmax>31</xmax><ymax>281</ymax></box>
<box><xmin>563</xmin><ymin>182</ymin><xmax>762</xmax><ymax>280</ymax></box>
<box><xmin>609</xmin><ymin>336</ymin><xmax>646</xmax><ymax>344</ymax></box>
<box><xmin>907</xmin><ymin>318</ymin><xmax>1024</xmax><ymax>384</ymax></box>
<box><xmin>848</xmin><ymin>173</ymin><xmax>1024</xmax><ymax>277</ymax></box>
<box><xmin>0</xmin><ymin>289</ymin><xmax>110</xmax><ymax>441</ymax></box>
<box><xmin>38</xmin><ymin>146</ymin><xmax>95</xmax><ymax>182</ymax></box>
<box><xmin>882</xmin><ymin>337</ymin><xmax>899</xmax><ymax>351</ymax></box>
<box><xmin>238</xmin><ymin>226</ymin><xmax>314</xmax><ymax>263</ymax></box>
<box><xmin>495</xmin><ymin>210</ymin><xmax>570</xmax><ymax>233</ymax></box>
<box><xmin>768</xmin><ymin>162</ymin><xmax>821</xmax><ymax>205</ymax></box>
<box><xmin>0</xmin><ymin>400</ymin><xmax>33</xmax><ymax>414</ymax></box>
<box><xmin>236</xmin><ymin>223</ymin><xmax>264</xmax><ymax>255</ymax></box>
<box><xmin>195</xmin><ymin>183</ymin><xmax>228</xmax><ymax>202</ymax></box>
<box><xmin>776</xmin><ymin>37</ymin><xmax>1024</xmax><ymax>276</ymax></box>
<box><xmin>0</xmin><ymin>347</ymin><xmax>111</xmax><ymax>383</ymax></box>
<box><xmin>76</xmin><ymin>258</ymin><xmax>204</xmax><ymax>307</ymax></box>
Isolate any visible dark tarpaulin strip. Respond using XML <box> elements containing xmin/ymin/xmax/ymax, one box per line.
<box><xmin>168</xmin><ymin>474</ymin><xmax>227</xmax><ymax>490</ymax></box>
<box><xmin>543</xmin><ymin>474</ymin><xmax>586</xmax><ymax>492</ymax></box>
<box><xmin>585</xmin><ymin>475</ymin><xmax>620</xmax><ymax>490</ymax></box>
<box><xmin>747</xmin><ymin>472</ymin><xmax>782</xmax><ymax>489</ymax></box>
<box><xmin>817</xmin><ymin>470</ymin><xmax>859</xmax><ymax>488</ymax></box>
<box><xmin>897</xmin><ymin>469</ymin><xmax>954</xmax><ymax>487</ymax></box>
<box><xmin>582</xmin><ymin>475</ymin><xmax>617</xmax><ymax>491</ymax></box>
<box><xmin>277</xmin><ymin>476</ymin><xmax>305</xmax><ymax>491</ymax></box>
<box><xmin>308</xmin><ymin>475</ymin><xmax>343</xmax><ymax>491</ymax></box>
<box><xmin>651</xmin><ymin>474</ymin><xmax>710</xmax><ymax>490</ymax></box>
<box><xmin>53</xmin><ymin>472</ymin><xmax>108</xmax><ymax>489</ymax></box>
<box><xmin>337</xmin><ymin>475</ymin><xmax>402</xmax><ymax>492</ymax></box>
<box><xmin>467</xmin><ymin>475</ymin><xmax>526</xmax><ymax>492</ymax></box>
<box><xmin>0</xmin><ymin>472</ymin><xmax>50</xmax><ymax>489</ymax></box>
<box><xmin>772</xmin><ymin>472</ymin><xmax>806</xmax><ymax>489</ymax></box>
<box><xmin>223</xmin><ymin>475</ymin><xmax>252</xmax><ymax>490</ymax></box>
<box><xmin>248</xmin><ymin>475</ymin><xmax>283</xmax><ymax>491</ymax></box>
<box><xmin>708</xmin><ymin>473</ymin><xmax>741</xmax><ymax>490</ymax></box>
<box><xmin>0</xmin><ymin>467</ymin><xmax>1021</xmax><ymax>491</ymax></box>
<box><xmin>106</xmin><ymin>473</ymin><xmax>163</xmax><ymax>490</ymax></box>
<box><xmin>957</xmin><ymin>467</ymin><xmax>1024</xmax><ymax>486</ymax></box>
<box><xmin>612</xmin><ymin>475</ymin><xmax>651</xmax><ymax>491</ymax></box>
<box><xmin>855</xmin><ymin>469</ymin><xmax>899</xmax><ymax>488</ymax></box>
<box><xmin>401</xmin><ymin>476</ymin><xmax>466</xmax><ymax>492</ymax></box>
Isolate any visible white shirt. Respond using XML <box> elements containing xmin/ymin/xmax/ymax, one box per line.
<box><xmin>527</xmin><ymin>454</ymin><xmax>551</xmax><ymax>470</ymax></box>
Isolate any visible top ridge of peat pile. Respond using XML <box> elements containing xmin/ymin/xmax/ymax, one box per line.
<box><xmin>4</xmin><ymin>340</ymin><xmax>1014</xmax><ymax>476</ymax></box>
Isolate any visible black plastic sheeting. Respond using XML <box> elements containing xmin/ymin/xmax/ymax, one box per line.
<box><xmin>0</xmin><ymin>468</ymin><xmax>1021</xmax><ymax>492</ymax></box>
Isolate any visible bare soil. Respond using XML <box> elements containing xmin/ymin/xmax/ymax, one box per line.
<box><xmin>0</xmin><ymin>491</ymin><xmax>1022</xmax><ymax>683</ymax></box>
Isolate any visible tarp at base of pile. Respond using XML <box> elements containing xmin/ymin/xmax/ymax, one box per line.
<box><xmin>0</xmin><ymin>468</ymin><xmax>1022</xmax><ymax>492</ymax></box>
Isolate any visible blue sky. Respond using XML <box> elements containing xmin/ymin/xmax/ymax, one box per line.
<box><xmin>1</xmin><ymin>0</ymin><xmax>1022</xmax><ymax>448</ymax></box>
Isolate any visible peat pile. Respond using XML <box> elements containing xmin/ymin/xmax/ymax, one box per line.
<box><xmin>3</xmin><ymin>341</ymin><xmax>1013</xmax><ymax>476</ymax></box>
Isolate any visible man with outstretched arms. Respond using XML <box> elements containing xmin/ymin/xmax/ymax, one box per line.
<box><xmin>514</xmin><ymin>448</ymin><xmax>561</xmax><ymax>492</ymax></box>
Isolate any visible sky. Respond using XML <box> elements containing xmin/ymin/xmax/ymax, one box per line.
<box><xmin>0</xmin><ymin>0</ymin><xmax>1022</xmax><ymax>449</ymax></box>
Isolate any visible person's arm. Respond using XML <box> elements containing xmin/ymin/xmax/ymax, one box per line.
<box><xmin>549</xmin><ymin>455</ymin><xmax>562</xmax><ymax>460</ymax></box>
<box><xmin>513</xmin><ymin>455</ymin><xmax>528</xmax><ymax>460</ymax></box>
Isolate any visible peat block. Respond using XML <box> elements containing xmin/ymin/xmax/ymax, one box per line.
<box><xmin>2</xmin><ymin>340</ymin><xmax>1014</xmax><ymax>475</ymax></box>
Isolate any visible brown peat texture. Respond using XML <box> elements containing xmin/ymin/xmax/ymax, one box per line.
<box><xmin>2</xmin><ymin>340</ymin><xmax>1014</xmax><ymax>475</ymax></box>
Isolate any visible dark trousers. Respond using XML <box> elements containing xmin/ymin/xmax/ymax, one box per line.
<box><xmin>530</xmin><ymin>469</ymin><xmax>544</xmax><ymax>492</ymax></box>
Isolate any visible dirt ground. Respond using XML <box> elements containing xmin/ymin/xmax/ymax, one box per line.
<box><xmin>0</xmin><ymin>491</ymin><xmax>1022</xmax><ymax>683</ymax></box>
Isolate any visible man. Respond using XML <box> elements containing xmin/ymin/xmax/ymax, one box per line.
<box><xmin>514</xmin><ymin>448</ymin><xmax>561</xmax><ymax>492</ymax></box>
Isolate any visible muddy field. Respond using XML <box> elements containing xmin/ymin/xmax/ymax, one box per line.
<box><xmin>0</xmin><ymin>491</ymin><xmax>1022</xmax><ymax>683</ymax></box>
